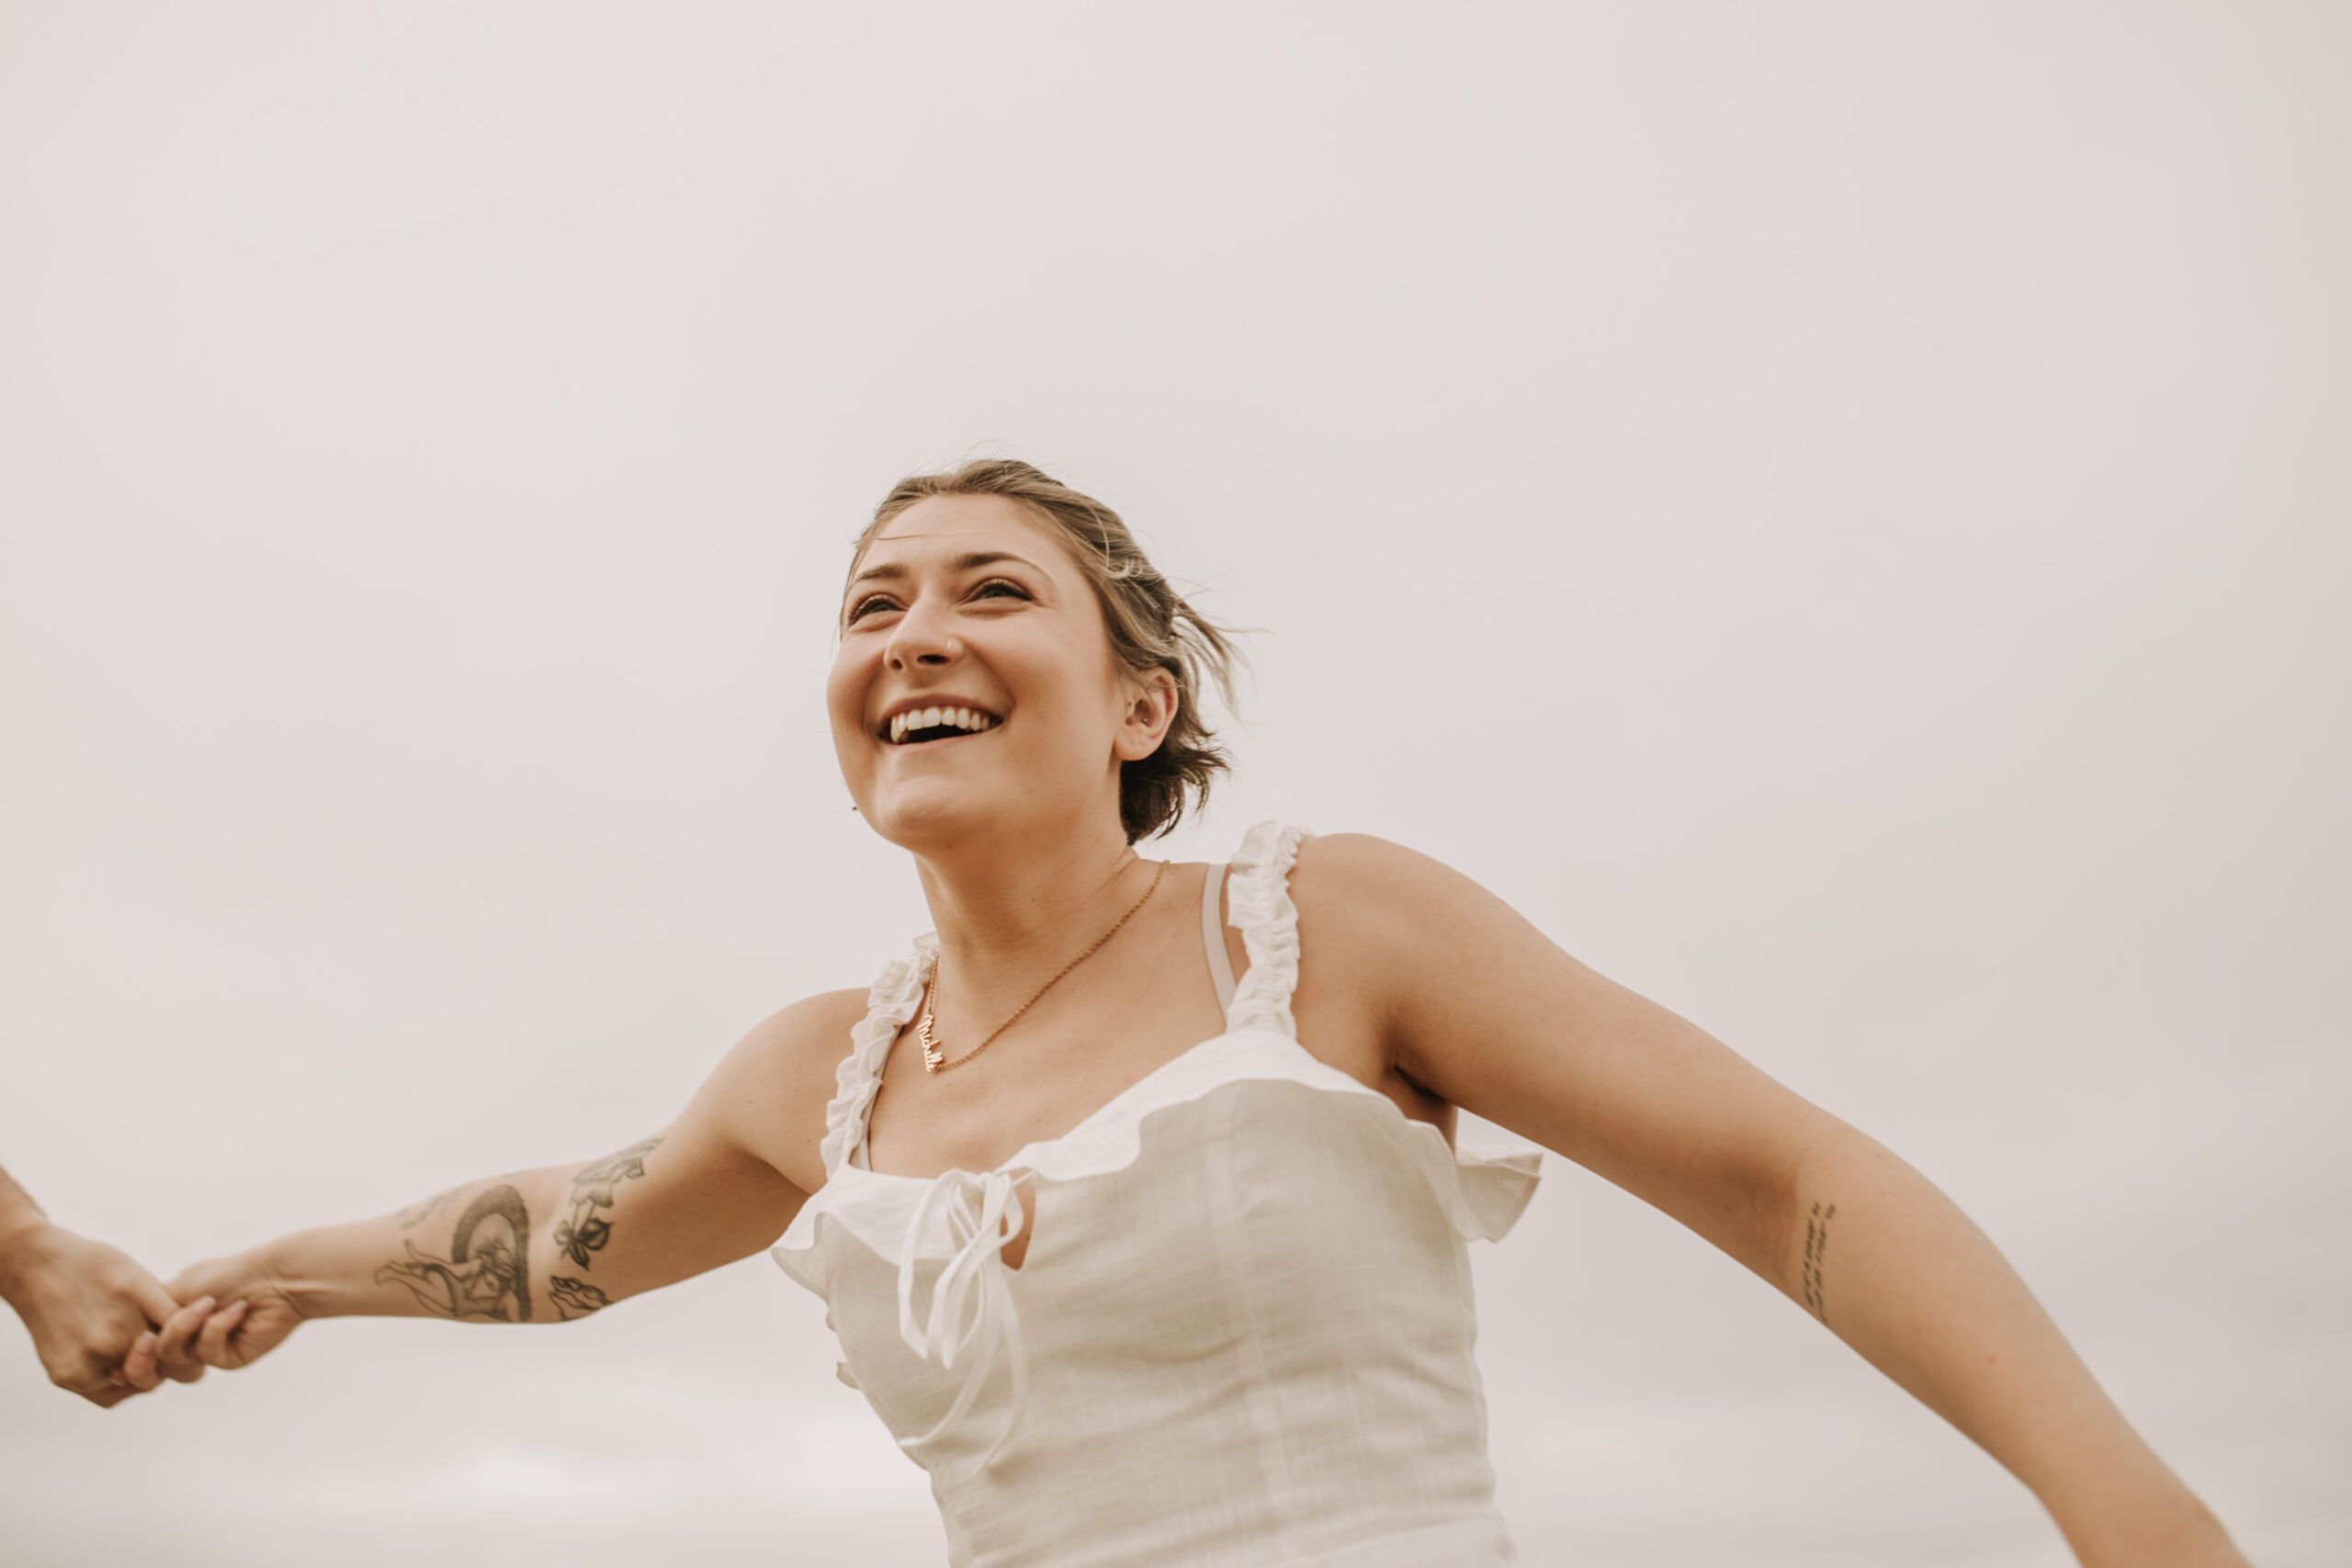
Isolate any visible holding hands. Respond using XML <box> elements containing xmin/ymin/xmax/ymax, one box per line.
<box><xmin>0</xmin><ymin>1163</ymin><xmax>282</xmax><ymax>1405</ymax></box>
<box><xmin>6</xmin><ymin>1127</ymin><xmax>721</xmax><ymax>1404</ymax></box>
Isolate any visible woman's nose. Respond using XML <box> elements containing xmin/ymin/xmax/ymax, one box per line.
<box><xmin>885</xmin><ymin>601</ymin><xmax>961</xmax><ymax>670</ymax></box>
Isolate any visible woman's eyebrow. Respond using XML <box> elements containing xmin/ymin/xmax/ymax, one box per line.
<box><xmin>848</xmin><ymin>550</ymin><xmax>1046</xmax><ymax>588</ymax></box>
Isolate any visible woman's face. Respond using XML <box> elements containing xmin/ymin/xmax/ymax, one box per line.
<box><xmin>828</xmin><ymin>493</ymin><xmax>1170</xmax><ymax>852</ymax></box>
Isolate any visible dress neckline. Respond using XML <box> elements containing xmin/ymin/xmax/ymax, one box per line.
<box><xmin>848</xmin><ymin>1022</ymin><xmax>1310</xmax><ymax>1184</ymax></box>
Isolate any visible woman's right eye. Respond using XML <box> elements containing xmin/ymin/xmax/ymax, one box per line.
<box><xmin>846</xmin><ymin>594</ymin><xmax>899</xmax><ymax>623</ymax></box>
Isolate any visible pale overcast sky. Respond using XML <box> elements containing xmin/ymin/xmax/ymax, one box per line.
<box><xmin>2</xmin><ymin>5</ymin><xmax>2346</xmax><ymax>1565</ymax></box>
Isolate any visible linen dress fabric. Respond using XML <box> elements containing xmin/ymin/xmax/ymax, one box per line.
<box><xmin>774</xmin><ymin>822</ymin><xmax>1544</xmax><ymax>1566</ymax></box>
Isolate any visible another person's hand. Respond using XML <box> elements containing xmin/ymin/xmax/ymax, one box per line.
<box><xmin>0</xmin><ymin>1222</ymin><xmax>185</xmax><ymax>1407</ymax></box>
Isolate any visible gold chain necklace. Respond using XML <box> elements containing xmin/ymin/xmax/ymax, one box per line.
<box><xmin>919</xmin><ymin>859</ymin><xmax>1168</xmax><ymax>1074</ymax></box>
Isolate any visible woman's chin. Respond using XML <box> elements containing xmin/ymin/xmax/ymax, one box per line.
<box><xmin>861</xmin><ymin>778</ymin><xmax>1000</xmax><ymax>849</ymax></box>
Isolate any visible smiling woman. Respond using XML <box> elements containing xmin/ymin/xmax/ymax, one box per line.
<box><xmin>143</xmin><ymin>460</ymin><xmax>2249</xmax><ymax>1568</ymax></box>
<box><xmin>836</xmin><ymin>460</ymin><xmax>1240</xmax><ymax>844</ymax></box>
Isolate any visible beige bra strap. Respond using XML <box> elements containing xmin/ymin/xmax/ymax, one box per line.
<box><xmin>1200</xmin><ymin>862</ymin><xmax>1237</xmax><ymax>1016</ymax></box>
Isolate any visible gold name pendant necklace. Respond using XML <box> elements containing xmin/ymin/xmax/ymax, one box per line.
<box><xmin>919</xmin><ymin>859</ymin><xmax>1169</xmax><ymax>1074</ymax></box>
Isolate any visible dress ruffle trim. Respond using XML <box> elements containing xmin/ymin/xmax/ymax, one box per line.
<box><xmin>1006</xmin><ymin>1032</ymin><xmax>1544</xmax><ymax>1246</ymax></box>
<box><xmin>818</xmin><ymin>931</ymin><xmax>935</xmax><ymax>1179</ymax></box>
<box><xmin>775</xmin><ymin>1030</ymin><xmax>1544</xmax><ymax>1292</ymax></box>
<box><xmin>1226</xmin><ymin>820</ymin><xmax>1308</xmax><ymax>1039</ymax></box>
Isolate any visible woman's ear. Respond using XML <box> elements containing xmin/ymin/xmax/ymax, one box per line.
<box><xmin>1113</xmin><ymin>669</ymin><xmax>1180</xmax><ymax>762</ymax></box>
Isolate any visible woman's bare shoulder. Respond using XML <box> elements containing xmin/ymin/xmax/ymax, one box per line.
<box><xmin>682</xmin><ymin>987</ymin><xmax>874</xmax><ymax>1195</ymax></box>
<box><xmin>1290</xmin><ymin>831</ymin><xmax>1483</xmax><ymax>945</ymax></box>
<box><xmin>1283</xmin><ymin>832</ymin><xmax>1487</xmax><ymax>1045</ymax></box>
<box><xmin>740</xmin><ymin>987</ymin><xmax>874</xmax><ymax>1064</ymax></box>
<box><xmin>1294</xmin><ymin>829</ymin><xmax>1448</xmax><ymax>881</ymax></box>
<box><xmin>1285</xmin><ymin>829</ymin><xmax>1564</xmax><ymax>1047</ymax></box>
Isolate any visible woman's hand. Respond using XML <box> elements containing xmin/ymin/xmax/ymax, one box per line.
<box><xmin>139</xmin><ymin>1251</ymin><xmax>305</xmax><ymax>1382</ymax></box>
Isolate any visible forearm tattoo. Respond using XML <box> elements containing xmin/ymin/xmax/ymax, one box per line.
<box><xmin>1802</xmin><ymin>1201</ymin><xmax>1838</xmax><ymax>1324</ymax></box>
<box><xmin>378</xmin><ymin>1185</ymin><xmax>534</xmax><ymax>1322</ymax></box>
<box><xmin>545</xmin><ymin>1136</ymin><xmax>662</xmax><ymax>1319</ymax></box>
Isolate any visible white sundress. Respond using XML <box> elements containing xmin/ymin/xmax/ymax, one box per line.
<box><xmin>773</xmin><ymin>822</ymin><xmax>1544</xmax><ymax>1567</ymax></box>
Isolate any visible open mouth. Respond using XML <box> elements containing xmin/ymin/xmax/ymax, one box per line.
<box><xmin>884</xmin><ymin>705</ymin><xmax>1002</xmax><ymax>746</ymax></box>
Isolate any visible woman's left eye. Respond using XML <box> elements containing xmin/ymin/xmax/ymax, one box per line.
<box><xmin>972</xmin><ymin>579</ymin><xmax>1031</xmax><ymax>602</ymax></box>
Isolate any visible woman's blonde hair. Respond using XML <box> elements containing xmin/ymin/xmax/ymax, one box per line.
<box><xmin>850</xmin><ymin>458</ymin><xmax>1240</xmax><ymax>842</ymax></box>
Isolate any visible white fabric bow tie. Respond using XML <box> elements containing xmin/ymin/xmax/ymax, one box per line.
<box><xmin>896</xmin><ymin>1167</ymin><xmax>1032</xmax><ymax>1469</ymax></box>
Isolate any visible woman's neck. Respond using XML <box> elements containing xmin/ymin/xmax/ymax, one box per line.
<box><xmin>911</xmin><ymin>811</ymin><xmax>1152</xmax><ymax>998</ymax></box>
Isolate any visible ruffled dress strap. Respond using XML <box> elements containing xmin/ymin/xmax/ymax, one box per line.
<box><xmin>820</xmin><ymin>931</ymin><xmax>936</xmax><ymax>1178</ymax></box>
<box><xmin>1225</xmin><ymin>820</ymin><xmax>1310</xmax><ymax>1038</ymax></box>
<box><xmin>1219</xmin><ymin>818</ymin><xmax>1544</xmax><ymax>1240</ymax></box>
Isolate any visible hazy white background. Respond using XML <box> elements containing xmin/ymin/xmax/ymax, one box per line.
<box><xmin>2</xmin><ymin>4</ymin><xmax>2346</xmax><ymax>1564</ymax></box>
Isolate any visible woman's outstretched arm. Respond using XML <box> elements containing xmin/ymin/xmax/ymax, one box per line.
<box><xmin>1295</xmin><ymin>834</ymin><xmax>2247</xmax><ymax>1568</ymax></box>
<box><xmin>146</xmin><ymin>989</ymin><xmax>862</xmax><ymax>1385</ymax></box>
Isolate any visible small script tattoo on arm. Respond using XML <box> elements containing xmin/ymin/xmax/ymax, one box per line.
<box><xmin>542</xmin><ymin>1135</ymin><xmax>663</xmax><ymax>1318</ymax></box>
<box><xmin>1802</xmin><ymin>1201</ymin><xmax>1838</xmax><ymax>1324</ymax></box>
<box><xmin>378</xmin><ymin>1185</ymin><xmax>534</xmax><ymax>1322</ymax></box>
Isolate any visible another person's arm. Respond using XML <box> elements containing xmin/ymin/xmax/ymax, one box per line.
<box><xmin>0</xmin><ymin>1164</ymin><xmax>196</xmax><ymax>1406</ymax></box>
<box><xmin>164</xmin><ymin>991</ymin><xmax>857</xmax><ymax>1379</ymax></box>
<box><xmin>1299</xmin><ymin>835</ymin><xmax>2247</xmax><ymax>1568</ymax></box>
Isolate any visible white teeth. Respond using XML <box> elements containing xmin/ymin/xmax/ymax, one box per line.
<box><xmin>887</xmin><ymin>705</ymin><xmax>999</xmax><ymax>742</ymax></box>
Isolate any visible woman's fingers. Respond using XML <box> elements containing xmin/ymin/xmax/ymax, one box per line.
<box><xmin>119</xmin><ymin>1331</ymin><xmax>163</xmax><ymax>1393</ymax></box>
<box><xmin>100</xmin><ymin>1298</ymin><xmax>253</xmax><ymax>1392</ymax></box>
<box><xmin>195</xmin><ymin>1300</ymin><xmax>248</xmax><ymax>1369</ymax></box>
<box><xmin>153</xmin><ymin>1297</ymin><xmax>214</xmax><ymax>1383</ymax></box>
<box><xmin>130</xmin><ymin>1274</ymin><xmax>183</xmax><ymax>1337</ymax></box>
